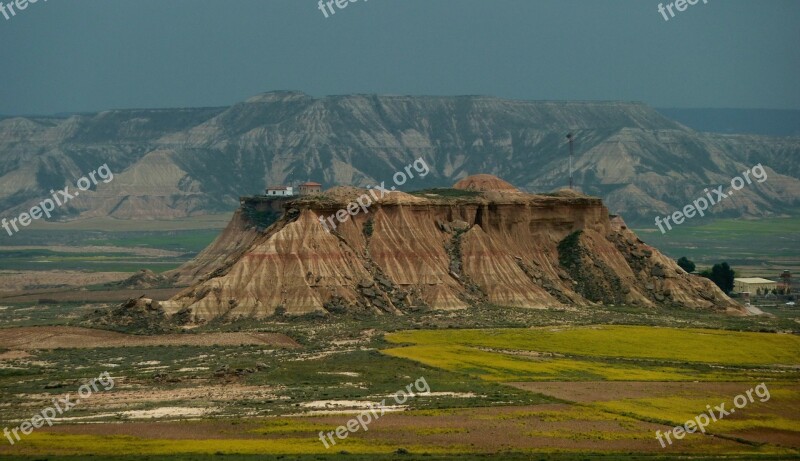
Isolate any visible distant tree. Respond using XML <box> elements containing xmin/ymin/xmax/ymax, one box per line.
<box><xmin>677</xmin><ymin>257</ymin><xmax>696</xmax><ymax>273</ymax></box>
<box><xmin>700</xmin><ymin>262</ymin><xmax>735</xmax><ymax>294</ymax></box>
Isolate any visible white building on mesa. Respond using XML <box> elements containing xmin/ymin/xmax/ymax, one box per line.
<box><xmin>266</xmin><ymin>186</ymin><xmax>294</xmax><ymax>197</ymax></box>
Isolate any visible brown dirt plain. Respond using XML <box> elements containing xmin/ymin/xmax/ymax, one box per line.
<box><xmin>0</xmin><ymin>405</ymin><xmax>751</xmax><ymax>454</ymax></box>
<box><xmin>0</xmin><ymin>270</ymin><xmax>131</xmax><ymax>293</ymax></box>
<box><xmin>0</xmin><ymin>326</ymin><xmax>300</xmax><ymax>350</ymax></box>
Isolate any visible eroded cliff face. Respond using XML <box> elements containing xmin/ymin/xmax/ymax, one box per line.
<box><xmin>163</xmin><ymin>180</ymin><xmax>741</xmax><ymax>322</ymax></box>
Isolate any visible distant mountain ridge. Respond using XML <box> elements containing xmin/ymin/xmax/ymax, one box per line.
<box><xmin>0</xmin><ymin>92</ymin><xmax>798</xmax><ymax>225</ymax></box>
<box><xmin>657</xmin><ymin>108</ymin><xmax>800</xmax><ymax>137</ymax></box>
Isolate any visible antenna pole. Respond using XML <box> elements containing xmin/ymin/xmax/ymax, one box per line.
<box><xmin>566</xmin><ymin>133</ymin><xmax>574</xmax><ymax>190</ymax></box>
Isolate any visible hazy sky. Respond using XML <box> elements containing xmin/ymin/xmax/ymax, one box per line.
<box><xmin>1</xmin><ymin>0</ymin><xmax>798</xmax><ymax>115</ymax></box>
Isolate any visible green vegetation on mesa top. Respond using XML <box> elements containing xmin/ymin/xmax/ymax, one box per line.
<box><xmin>410</xmin><ymin>188</ymin><xmax>482</xmax><ymax>198</ymax></box>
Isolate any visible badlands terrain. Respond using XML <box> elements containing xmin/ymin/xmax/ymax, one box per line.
<box><xmin>0</xmin><ymin>176</ymin><xmax>798</xmax><ymax>460</ymax></box>
<box><xmin>164</xmin><ymin>175</ymin><xmax>737</xmax><ymax>319</ymax></box>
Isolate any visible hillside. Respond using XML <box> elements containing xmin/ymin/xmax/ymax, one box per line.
<box><xmin>160</xmin><ymin>176</ymin><xmax>740</xmax><ymax>322</ymax></box>
<box><xmin>1</xmin><ymin>92</ymin><xmax>798</xmax><ymax>224</ymax></box>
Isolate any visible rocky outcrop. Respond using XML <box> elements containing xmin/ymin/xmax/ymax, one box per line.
<box><xmin>161</xmin><ymin>176</ymin><xmax>741</xmax><ymax>322</ymax></box>
<box><xmin>86</xmin><ymin>296</ymin><xmax>171</xmax><ymax>333</ymax></box>
<box><xmin>106</xmin><ymin>269</ymin><xmax>173</xmax><ymax>290</ymax></box>
<box><xmin>452</xmin><ymin>174</ymin><xmax>519</xmax><ymax>192</ymax></box>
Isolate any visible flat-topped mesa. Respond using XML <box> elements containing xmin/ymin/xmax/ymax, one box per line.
<box><xmin>162</xmin><ymin>175</ymin><xmax>741</xmax><ymax>322</ymax></box>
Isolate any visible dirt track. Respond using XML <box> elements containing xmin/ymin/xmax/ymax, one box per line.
<box><xmin>0</xmin><ymin>270</ymin><xmax>131</xmax><ymax>293</ymax></box>
<box><xmin>0</xmin><ymin>287</ymin><xmax>183</xmax><ymax>303</ymax></box>
<box><xmin>0</xmin><ymin>326</ymin><xmax>300</xmax><ymax>350</ymax></box>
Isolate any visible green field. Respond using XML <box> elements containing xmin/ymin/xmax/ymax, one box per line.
<box><xmin>635</xmin><ymin>216</ymin><xmax>800</xmax><ymax>277</ymax></box>
<box><xmin>380</xmin><ymin>326</ymin><xmax>799</xmax><ymax>454</ymax></box>
<box><xmin>1</xmin><ymin>306</ymin><xmax>798</xmax><ymax>458</ymax></box>
<box><xmin>22</xmin><ymin>214</ymin><xmax>233</xmax><ymax>232</ymax></box>
<box><xmin>383</xmin><ymin>326</ymin><xmax>800</xmax><ymax>382</ymax></box>
<box><xmin>0</xmin><ymin>228</ymin><xmax>223</xmax><ymax>273</ymax></box>
<box><xmin>4</xmin><ymin>454</ymin><xmax>791</xmax><ymax>461</ymax></box>
<box><xmin>0</xmin><ymin>248</ymin><xmax>181</xmax><ymax>272</ymax></box>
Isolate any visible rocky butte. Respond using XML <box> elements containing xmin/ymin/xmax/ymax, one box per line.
<box><xmin>160</xmin><ymin>175</ymin><xmax>742</xmax><ymax>322</ymax></box>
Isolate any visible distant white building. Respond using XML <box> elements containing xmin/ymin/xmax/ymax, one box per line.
<box><xmin>266</xmin><ymin>186</ymin><xmax>294</xmax><ymax>197</ymax></box>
